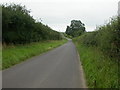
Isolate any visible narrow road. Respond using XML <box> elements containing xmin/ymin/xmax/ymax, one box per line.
<box><xmin>3</xmin><ymin>40</ymin><xmax>86</xmax><ymax>88</ymax></box>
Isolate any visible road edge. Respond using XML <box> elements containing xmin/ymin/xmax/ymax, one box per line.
<box><xmin>2</xmin><ymin>41</ymin><xmax>68</xmax><ymax>71</ymax></box>
<box><xmin>76</xmin><ymin>49</ymin><xmax>88</xmax><ymax>88</ymax></box>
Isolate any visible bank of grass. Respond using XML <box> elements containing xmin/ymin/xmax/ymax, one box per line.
<box><xmin>73</xmin><ymin>38</ymin><xmax>119</xmax><ymax>88</ymax></box>
<box><xmin>0</xmin><ymin>44</ymin><xmax>2</xmax><ymax>70</ymax></box>
<box><xmin>2</xmin><ymin>40</ymin><xmax>67</xmax><ymax>70</ymax></box>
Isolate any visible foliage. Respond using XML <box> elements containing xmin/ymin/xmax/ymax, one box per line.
<box><xmin>2</xmin><ymin>4</ymin><xmax>62</xmax><ymax>44</ymax></box>
<box><xmin>76</xmin><ymin>17</ymin><xmax>120</xmax><ymax>61</ymax></box>
<box><xmin>73</xmin><ymin>16</ymin><xmax>119</xmax><ymax>88</ymax></box>
<box><xmin>62</xmin><ymin>32</ymin><xmax>72</xmax><ymax>39</ymax></box>
<box><xmin>73</xmin><ymin>39</ymin><xmax>119</xmax><ymax>88</ymax></box>
<box><xmin>65</xmin><ymin>20</ymin><xmax>86</xmax><ymax>37</ymax></box>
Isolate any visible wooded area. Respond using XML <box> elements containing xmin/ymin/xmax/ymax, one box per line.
<box><xmin>2</xmin><ymin>4</ymin><xmax>62</xmax><ymax>44</ymax></box>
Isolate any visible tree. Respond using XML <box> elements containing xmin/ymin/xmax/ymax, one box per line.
<box><xmin>65</xmin><ymin>20</ymin><xmax>86</xmax><ymax>37</ymax></box>
<box><xmin>2</xmin><ymin>4</ymin><xmax>62</xmax><ymax>44</ymax></box>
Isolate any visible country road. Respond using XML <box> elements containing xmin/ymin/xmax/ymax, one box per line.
<box><xmin>2</xmin><ymin>40</ymin><xmax>86</xmax><ymax>88</ymax></box>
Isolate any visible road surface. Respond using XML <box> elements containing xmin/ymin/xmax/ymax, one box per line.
<box><xmin>2</xmin><ymin>40</ymin><xmax>86</xmax><ymax>88</ymax></box>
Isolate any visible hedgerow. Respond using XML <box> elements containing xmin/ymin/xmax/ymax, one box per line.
<box><xmin>2</xmin><ymin>4</ymin><xmax>62</xmax><ymax>44</ymax></box>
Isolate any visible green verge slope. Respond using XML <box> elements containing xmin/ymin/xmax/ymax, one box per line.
<box><xmin>73</xmin><ymin>38</ymin><xmax>118</xmax><ymax>88</ymax></box>
<box><xmin>2</xmin><ymin>40</ymin><xmax>67</xmax><ymax>70</ymax></box>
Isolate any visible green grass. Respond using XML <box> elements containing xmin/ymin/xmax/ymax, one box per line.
<box><xmin>2</xmin><ymin>40</ymin><xmax>67</xmax><ymax>70</ymax></box>
<box><xmin>73</xmin><ymin>38</ymin><xmax>119</xmax><ymax>88</ymax></box>
<box><xmin>0</xmin><ymin>44</ymin><xmax>2</xmax><ymax>70</ymax></box>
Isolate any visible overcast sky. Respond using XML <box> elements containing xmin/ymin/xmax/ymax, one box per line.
<box><xmin>0</xmin><ymin>0</ymin><xmax>119</xmax><ymax>32</ymax></box>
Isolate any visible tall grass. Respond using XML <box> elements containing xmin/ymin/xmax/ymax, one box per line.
<box><xmin>73</xmin><ymin>16</ymin><xmax>119</xmax><ymax>88</ymax></box>
<box><xmin>2</xmin><ymin>40</ymin><xmax>67</xmax><ymax>70</ymax></box>
<box><xmin>73</xmin><ymin>39</ymin><xmax>118</xmax><ymax>88</ymax></box>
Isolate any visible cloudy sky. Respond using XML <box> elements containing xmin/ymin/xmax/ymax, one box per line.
<box><xmin>0</xmin><ymin>0</ymin><xmax>119</xmax><ymax>32</ymax></box>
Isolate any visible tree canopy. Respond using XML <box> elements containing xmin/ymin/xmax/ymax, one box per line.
<box><xmin>2</xmin><ymin>4</ymin><xmax>62</xmax><ymax>44</ymax></box>
<box><xmin>65</xmin><ymin>20</ymin><xmax>86</xmax><ymax>37</ymax></box>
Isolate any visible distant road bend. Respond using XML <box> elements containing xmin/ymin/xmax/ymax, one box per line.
<box><xmin>3</xmin><ymin>40</ymin><xmax>86</xmax><ymax>88</ymax></box>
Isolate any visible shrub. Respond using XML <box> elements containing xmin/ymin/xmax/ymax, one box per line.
<box><xmin>2</xmin><ymin>4</ymin><xmax>62</xmax><ymax>44</ymax></box>
<box><xmin>77</xmin><ymin>17</ymin><xmax>120</xmax><ymax>61</ymax></box>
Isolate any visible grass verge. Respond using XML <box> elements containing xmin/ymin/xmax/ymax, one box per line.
<box><xmin>73</xmin><ymin>38</ymin><xmax>119</xmax><ymax>88</ymax></box>
<box><xmin>2</xmin><ymin>40</ymin><xmax>67</xmax><ymax>70</ymax></box>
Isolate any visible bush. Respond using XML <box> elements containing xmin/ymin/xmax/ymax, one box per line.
<box><xmin>77</xmin><ymin>17</ymin><xmax>120</xmax><ymax>61</ymax></box>
<box><xmin>2</xmin><ymin>4</ymin><xmax>62</xmax><ymax>44</ymax></box>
